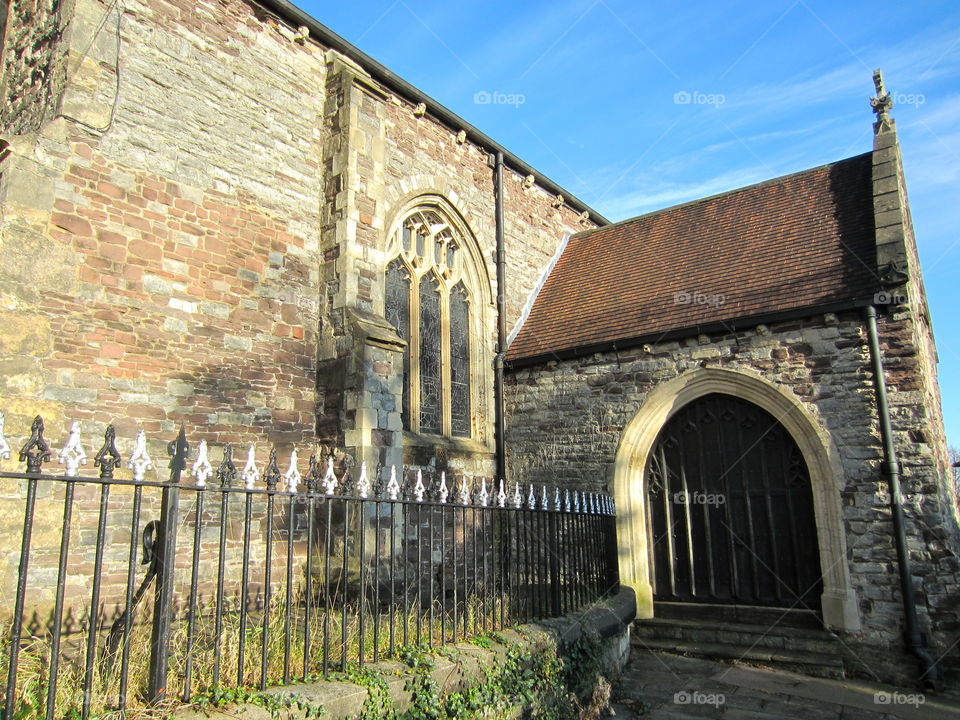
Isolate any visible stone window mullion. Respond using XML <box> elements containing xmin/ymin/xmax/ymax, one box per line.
<box><xmin>409</xmin><ymin>272</ymin><xmax>422</xmax><ymax>434</ymax></box>
<box><xmin>440</xmin><ymin>284</ymin><xmax>452</xmax><ymax>436</ymax></box>
<box><xmin>418</xmin><ymin>273</ymin><xmax>443</xmax><ymax>435</ymax></box>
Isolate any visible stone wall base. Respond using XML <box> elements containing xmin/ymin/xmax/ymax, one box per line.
<box><xmin>173</xmin><ymin>587</ymin><xmax>637</xmax><ymax>719</ymax></box>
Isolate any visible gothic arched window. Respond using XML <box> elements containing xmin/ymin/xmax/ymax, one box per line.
<box><xmin>384</xmin><ymin>203</ymin><xmax>484</xmax><ymax>439</ymax></box>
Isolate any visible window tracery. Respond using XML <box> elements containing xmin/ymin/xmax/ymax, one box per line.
<box><xmin>384</xmin><ymin>204</ymin><xmax>482</xmax><ymax>439</ymax></box>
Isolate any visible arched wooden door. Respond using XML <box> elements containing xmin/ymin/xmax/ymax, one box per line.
<box><xmin>646</xmin><ymin>393</ymin><xmax>823</xmax><ymax>612</ymax></box>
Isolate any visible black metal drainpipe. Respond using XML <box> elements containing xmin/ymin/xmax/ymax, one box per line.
<box><xmin>864</xmin><ymin>305</ymin><xmax>940</xmax><ymax>688</ymax></box>
<box><xmin>494</xmin><ymin>151</ymin><xmax>507</xmax><ymax>483</ymax></box>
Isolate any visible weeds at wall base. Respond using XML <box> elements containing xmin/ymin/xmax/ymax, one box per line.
<box><xmin>338</xmin><ymin>630</ymin><xmax>612</xmax><ymax>720</ymax></box>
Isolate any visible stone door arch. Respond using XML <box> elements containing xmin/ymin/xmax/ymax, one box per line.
<box><xmin>613</xmin><ymin>367</ymin><xmax>860</xmax><ymax>631</ymax></box>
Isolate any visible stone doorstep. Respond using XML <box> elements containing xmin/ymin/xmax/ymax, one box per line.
<box><xmin>631</xmin><ymin>638</ymin><xmax>845</xmax><ymax>679</ymax></box>
<box><xmin>652</xmin><ymin>601</ymin><xmax>823</xmax><ymax>630</ymax></box>
<box><xmin>714</xmin><ymin>664</ymin><xmax>960</xmax><ymax>720</ymax></box>
<box><xmin>634</xmin><ymin>615</ymin><xmax>843</xmax><ymax>642</ymax></box>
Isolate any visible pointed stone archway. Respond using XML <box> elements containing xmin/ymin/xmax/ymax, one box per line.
<box><xmin>613</xmin><ymin>367</ymin><xmax>860</xmax><ymax>632</ymax></box>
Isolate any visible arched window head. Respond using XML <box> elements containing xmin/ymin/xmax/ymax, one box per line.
<box><xmin>399</xmin><ymin>208</ymin><xmax>461</xmax><ymax>278</ymax></box>
<box><xmin>384</xmin><ymin>199</ymin><xmax>488</xmax><ymax>440</ymax></box>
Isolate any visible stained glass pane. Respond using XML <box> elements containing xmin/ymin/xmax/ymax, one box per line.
<box><xmin>450</xmin><ymin>283</ymin><xmax>471</xmax><ymax>437</ymax></box>
<box><xmin>419</xmin><ymin>274</ymin><xmax>442</xmax><ymax>434</ymax></box>
<box><xmin>402</xmin><ymin>226</ymin><xmax>412</xmax><ymax>252</ymax></box>
<box><xmin>385</xmin><ymin>259</ymin><xmax>411</xmax><ymax>429</ymax></box>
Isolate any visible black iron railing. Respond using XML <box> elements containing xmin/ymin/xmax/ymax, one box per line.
<box><xmin>0</xmin><ymin>416</ymin><xmax>618</xmax><ymax>719</ymax></box>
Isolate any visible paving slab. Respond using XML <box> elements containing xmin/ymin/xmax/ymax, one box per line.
<box><xmin>612</xmin><ymin>649</ymin><xmax>960</xmax><ymax>720</ymax></box>
<box><xmin>714</xmin><ymin>664</ymin><xmax>960</xmax><ymax>720</ymax></box>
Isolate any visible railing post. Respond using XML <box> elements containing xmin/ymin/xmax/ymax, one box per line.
<box><xmin>148</xmin><ymin>427</ymin><xmax>188</xmax><ymax>703</ymax></box>
<box><xmin>606</xmin><ymin>506</ymin><xmax>619</xmax><ymax>590</ymax></box>
<box><xmin>548</xmin><ymin>509</ymin><xmax>562</xmax><ymax>617</ymax></box>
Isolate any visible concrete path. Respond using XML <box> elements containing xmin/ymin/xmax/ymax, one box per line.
<box><xmin>610</xmin><ymin>649</ymin><xmax>960</xmax><ymax>719</ymax></box>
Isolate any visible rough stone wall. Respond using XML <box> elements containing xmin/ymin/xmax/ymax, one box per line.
<box><xmin>0</xmin><ymin>0</ymin><xmax>328</xmax><ymax>449</ymax></box>
<box><xmin>872</xmin><ymin>124</ymin><xmax>955</xmax><ymax>522</ymax></box>
<box><xmin>311</xmin><ymin>53</ymin><xmax>596</xmax><ymax>482</ymax></box>
<box><xmin>504</xmin><ymin>310</ymin><xmax>960</xmax><ymax>685</ymax></box>
<box><xmin>0</xmin><ymin>0</ymin><xmax>70</xmax><ymax>134</ymax></box>
<box><xmin>0</xmin><ymin>0</ymin><xmax>601</xmax><ymax>617</ymax></box>
<box><xmin>0</xmin><ymin>0</ymin><xmax>331</xmax><ymax>626</ymax></box>
<box><xmin>373</xmin><ymin>96</ymin><xmax>593</xmax><ymax>478</ymax></box>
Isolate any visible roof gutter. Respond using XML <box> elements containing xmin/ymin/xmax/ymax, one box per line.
<box><xmin>505</xmin><ymin>297</ymin><xmax>876</xmax><ymax>369</ymax></box>
<box><xmin>254</xmin><ymin>0</ymin><xmax>610</xmax><ymax>227</ymax></box>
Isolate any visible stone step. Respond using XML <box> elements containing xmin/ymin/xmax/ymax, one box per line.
<box><xmin>653</xmin><ymin>601</ymin><xmax>822</xmax><ymax>630</ymax></box>
<box><xmin>630</xmin><ymin>637</ymin><xmax>847</xmax><ymax>680</ymax></box>
<box><xmin>632</xmin><ymin>606</ymin><xmax>851</xmax><ymax>681</ymax></box>
<box><xmin>633</xmin><ymin>616</ymin><xmax>842</xmax><ymax>655</ymax></box>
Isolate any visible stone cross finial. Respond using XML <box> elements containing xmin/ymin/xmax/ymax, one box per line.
<box><xmin>873</xmin><ymin>68</ymin><xmax>886</xmax><ymax>97</ymax></box>
<box><xmin>871</xmin><ymin>68</ymin><xmax>893</xmax><ymax>130</ymax></box>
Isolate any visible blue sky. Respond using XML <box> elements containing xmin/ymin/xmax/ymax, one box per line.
<box><xmin>300</xmin><ymin>0</ymin><xmax>959</xmax><ymax>448</ymax></box>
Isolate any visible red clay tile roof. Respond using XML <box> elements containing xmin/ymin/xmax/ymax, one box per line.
<box><xmin>506</xmin><ymin>153</ymin><xmax>879</xmax><ymax>364</ymax></box>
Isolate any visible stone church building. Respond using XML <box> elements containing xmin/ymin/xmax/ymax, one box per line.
<box><xmin>1</xmin><ymin>0</ymin><xmax>957</xmax><ymax>690</ymax></box>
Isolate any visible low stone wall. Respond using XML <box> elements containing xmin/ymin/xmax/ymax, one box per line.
<box><xmin>173</xmin><ymin>587</ymin><xmax>637</xmax><ymax>719</ymax></box>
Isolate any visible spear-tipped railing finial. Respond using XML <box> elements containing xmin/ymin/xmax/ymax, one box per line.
<box><xmin>128</xmin><ymin>429</ymin><xmax>153</xmax><ymax>481</ymax></box>
<box><xmin>20</xmin><ymin>415</ymin><xmax>51</xmax><ymax>474</ymax></box>
<box><xmin>241</xmin><ymin>444</ymin><xmax>260</xmax><ymax>490</ymax></box>
<box><xmin>95</xmin><ymin>425</ymin><xmax>123</xmax><ymax>480</ymax></box>
<box><xmin>58</xmin><ymin>421</ymin><xmax>88</xmax><ymax>477</ymax></box>
<box><xmin>284</xmin><ymin>449</ymin><xmax>301</xmax><ymax>493</ymax></box>
<box><xmin>217</xmin><ymin>444</ymin><xmax>237</xmax><ymax>487</ymax></box>
<box><xmin>192</xmin><ymin>440</ymin><xmax>213</xmax><ymax>487</ymax></box>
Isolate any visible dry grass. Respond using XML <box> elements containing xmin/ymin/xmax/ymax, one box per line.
<box><xmin>1</xmin><ymin>587</ymin><xmax>511</xmax><ymax>719</ymax></box>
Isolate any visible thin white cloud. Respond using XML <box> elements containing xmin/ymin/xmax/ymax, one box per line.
<box><xmin>597</xmin><ymin>165</ymin><xmax>770</xmax><ymax>219</ymax></box>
